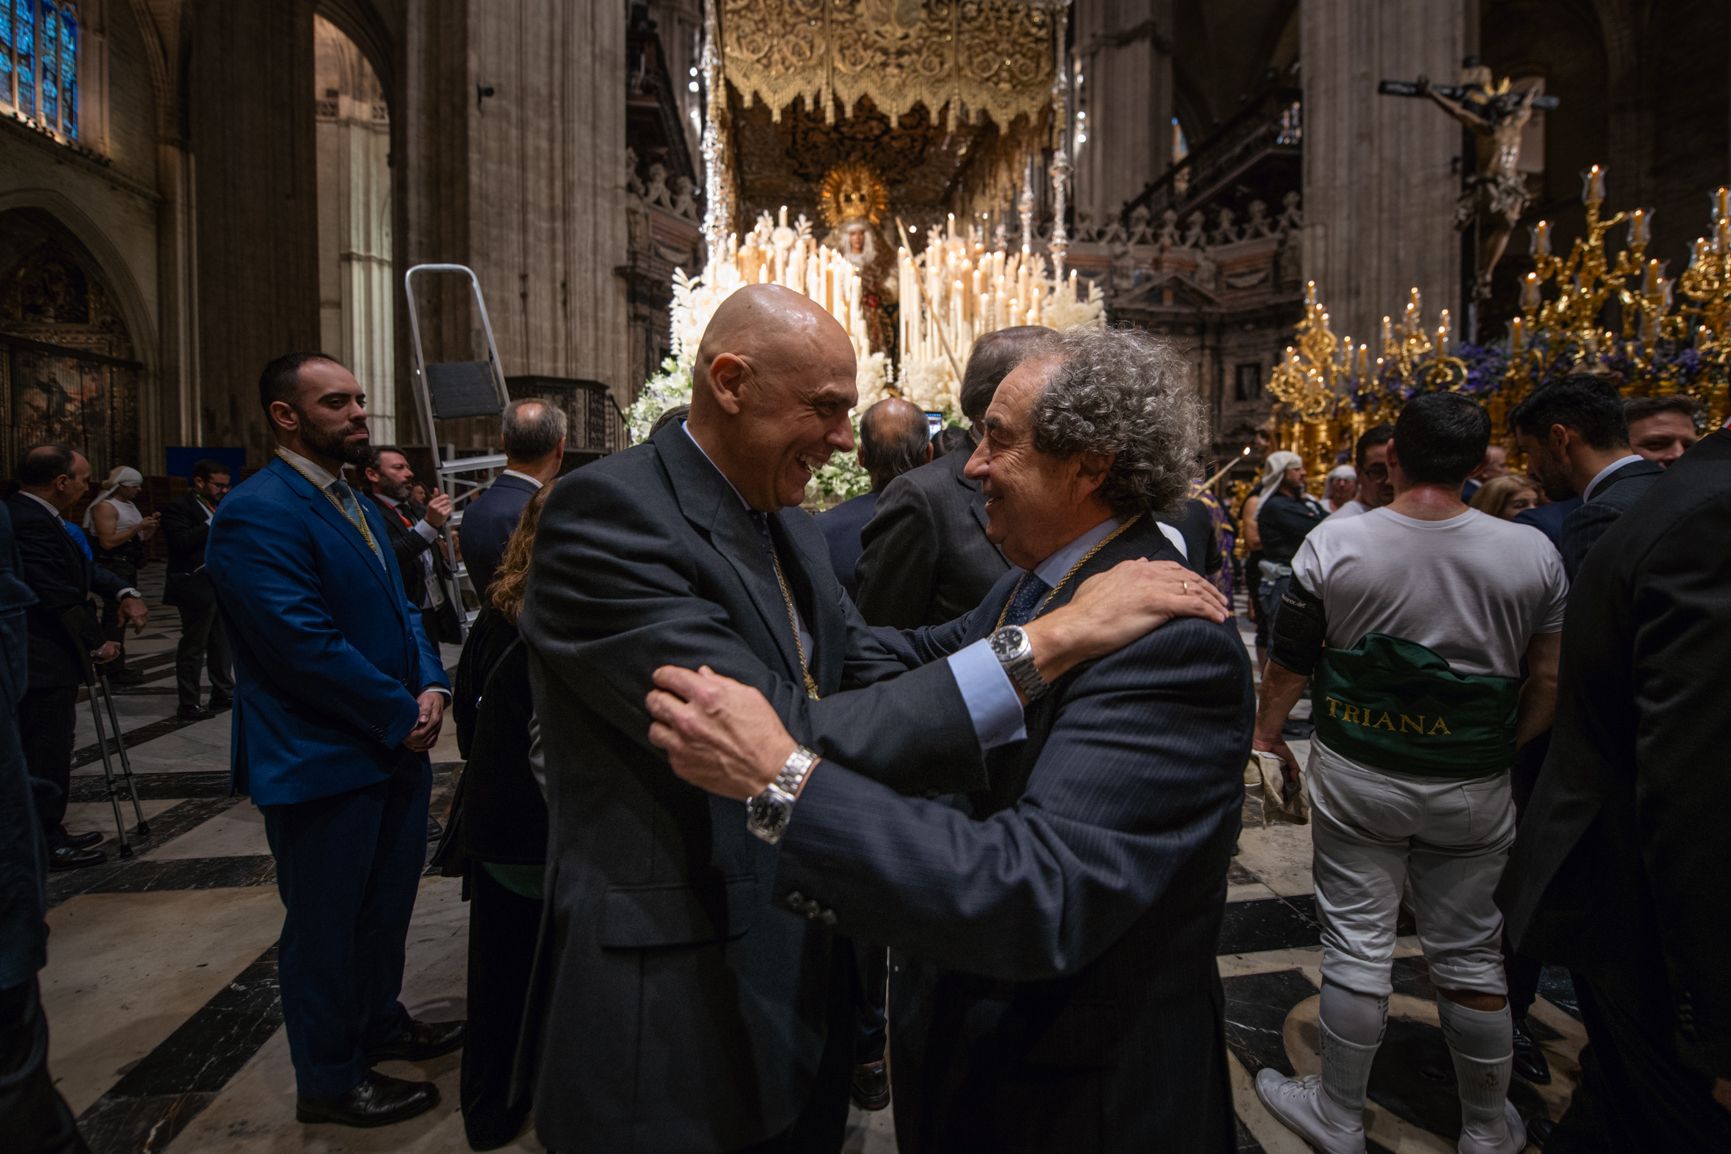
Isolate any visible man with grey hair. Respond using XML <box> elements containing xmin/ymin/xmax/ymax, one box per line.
<box><xmin>459</xmin><ymin>398</ymin><xmax>567</xmax><ymax>597</ymax></box>
<box><xmin>646</xmin><ymin>325</ymin><xmax>1254</xmax><ymax>1151</ymax></box>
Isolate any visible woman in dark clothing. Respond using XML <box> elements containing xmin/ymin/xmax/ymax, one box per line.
<box><xmin>445</xmin><ymin>487</ymin><xmax>549</xmax><ymax>1151</ymax></box>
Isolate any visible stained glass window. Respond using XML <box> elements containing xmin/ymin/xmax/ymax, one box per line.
<box><xmin>3</xmin><ymin>3</ymin><xmax>80</xmax><ymax>139</ymax></box>
<box><xmin>59</xmin><ymin>5</ymin><xmax>74</xmax><ymax>137</ymax></box>
<box><xmin>38</xmin><ymin>1</ymin><xmax>54</xmax><ymax>125</ymax></box>
<box><xmin>1</xmin><ymin>3</ymin><xmax>13</xmax><ymax>108</ymax></box>
<box><xmin>15</xmin><ymin>0</ymin><xmax>34</xmax><ymax>118</ymax></box>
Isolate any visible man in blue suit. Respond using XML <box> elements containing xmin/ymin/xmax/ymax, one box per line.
<box><xmin>207</xmin><ymin>353</ymin><xmax>463</xmax><ymax>1128</ymax></box>
<box><xmin>649</xmin><ymin>327</ymin><xmax>1252</xmax><ymax>1152</ymax></box>
<box><xmin>457</xmin><ymin>398</ymin><xmax>566</xmax><ymax>600</ymax></box>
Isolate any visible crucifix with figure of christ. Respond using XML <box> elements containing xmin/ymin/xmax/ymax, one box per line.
<box><xmin>1380</xmin><ymin>63</ymin><xmax>1559</xmax><ymax>337</ymax></box>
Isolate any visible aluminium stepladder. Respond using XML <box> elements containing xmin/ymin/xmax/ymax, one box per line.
<box><xmin>402</xmin><ymin>263</ymin><xmax>512</xmax><ymax>640</ymax></box>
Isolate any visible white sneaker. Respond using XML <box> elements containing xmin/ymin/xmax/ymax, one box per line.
<box><xmin>1253</xmin><ymin>1070</ymin><xmax>1367</xmax><ymax>1154</ymax></box>
<box><xmin>1458</xmin><ymin>1100</ymin><xmax>1526</xmax><ymax>1154</ymax></box>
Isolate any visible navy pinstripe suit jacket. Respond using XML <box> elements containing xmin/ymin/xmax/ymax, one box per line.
<box><xmin>778</xmin><ymin>516</ymin><xmax>1255</xmax><ymax>1153</ymax></box>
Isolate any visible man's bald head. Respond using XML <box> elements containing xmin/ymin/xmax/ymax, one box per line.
<box><xmin>858</xmin><ymin>397</ymin><xmax>931</xmax><ymax>490</ymax></box>
<box><xmin>690</xmin><ymin>285</ymin><xmax>855</xmax><ymax>421</ymax></box>
<box><xmin>683</xmin><ymin>284</ymin><xmax>861</xmax><ymax>510</ymax></box>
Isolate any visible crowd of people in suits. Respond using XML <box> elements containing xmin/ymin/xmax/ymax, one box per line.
<box><xmin>1</xmin><ymin>285</ymin><xmax>1726</xmax><ymax>1154</ymax></box>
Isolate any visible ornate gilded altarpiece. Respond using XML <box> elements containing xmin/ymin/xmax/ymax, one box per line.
<box><xmin>0</xmin><ymin>242</ymin><xmax>141</xmax><ymax>477</ymax></box>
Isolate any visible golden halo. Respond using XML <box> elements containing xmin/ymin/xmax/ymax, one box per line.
<box><xmin>819</xmin><ymin>162</ymin><xmax>889</xmax><ymax>230</ymax></box>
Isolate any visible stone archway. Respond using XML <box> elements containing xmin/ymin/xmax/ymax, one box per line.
<box><xmin>0</xmin><ymin>207</ymin><xmax>147</xmax><ymax>477</ymax></box>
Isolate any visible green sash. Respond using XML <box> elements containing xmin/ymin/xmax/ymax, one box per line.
<box><xmin>1312</xmin><ymin>633</ymin><xmax>1519</xmax><ymax>777</ymax></box>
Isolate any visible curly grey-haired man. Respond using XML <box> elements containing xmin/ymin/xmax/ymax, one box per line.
<box><xmin>646</xmin><ymin>325</ymin><xmax>1256</xmax><ymax>1153</ymax></box>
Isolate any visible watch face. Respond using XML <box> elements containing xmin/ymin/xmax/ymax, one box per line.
<box><xmin>990</xmin><ymin>626</ymin><xmax>1025</xmax><ymax>662</ymax></box>
<box><xmin>748</xmin><ymin>792</ymin><xmax>791</xmax><ymax>842</ymax></box>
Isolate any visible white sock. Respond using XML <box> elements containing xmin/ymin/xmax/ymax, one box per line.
<box><xmin>1319</xmin><ymin>982</ymin><xmax>1386</xmax><ymax>1116</ymax></box>
<box><xmin>1436</xmin><ymin>996</ymin><xmax>1513</xmax><ymax>1132</ymax></box>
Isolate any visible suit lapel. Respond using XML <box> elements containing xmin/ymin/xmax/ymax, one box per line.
<box><xmin>954</xmin><ymin>453</ymin><xmax>1010</xmax><ymax>565</ymax></box>
<box><xmin>774</xmin><ymin>509</ymin><xmax>842</xmax><ymax>692</ymax></box>
<box><xmin>270</xmin><ymin>459</ymin><xmax>398</xmax><ymax>604</ymax></box>
<box><xmin>653</xmin><ymin>424</ymin><xmax>805</xmax><ymax>684</ymax></box>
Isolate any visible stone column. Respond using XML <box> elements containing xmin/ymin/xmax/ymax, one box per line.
<box><xmin>188</xmin><ymin>0</ymin><xmax>321</xmax><ymax>462</ymax></box>
<box><xmin>1300</xmin><ymin>0</ymin><xmax>1467</xmax><ymax>344</ymax></box>
<box><xmin>1073</xmin><ymin>0</ymin><xmax>1175</xmax><ymax>227</ymax></box>
<box><xmin>467</xmin><ymin>0</ymin><xmax>630</xmax><ymax>397</ymax></box>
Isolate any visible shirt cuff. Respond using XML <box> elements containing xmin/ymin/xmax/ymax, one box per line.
<box><xmin>946</xmin><ymin>638</ymin><xmax>1026</xmax><ymax>749</ymax></box>
<box><xmin>117</xmin><ymin>587</ymin><xmax>143</xmax><ymax>601</ymax></box>
<box><xmin>412</xmin><ymin>519</ymin><xmax>438</xmax><ymax>543</ymax></box>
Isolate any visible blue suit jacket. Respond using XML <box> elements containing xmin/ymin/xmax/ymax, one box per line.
<box><xmin>1514</xmin><ymin>496</ymin><xmax>1581</xmax><ymax>548</ymax></box>
<box><xmin>814</xmin><ymin>489</ymin><xmax>877</xmax><ymax>600</ymax></box>
<box><xmin>459</xmin><ymin>472</ymin><xmax>541</xmax><ymax>598</ymax></box>
<box><xmin>206</xmin><ymin>456</ymin><xmax>449</xmax><ymax>807</ymax></box>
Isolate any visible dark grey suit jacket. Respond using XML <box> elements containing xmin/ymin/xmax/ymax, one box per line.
<box><xmin>459</xmin><ymin>471</ymin><xmax>540</xmax><ymax>597</ymax></box>
<box><xmin>519</xmin><ymin>422</ymin><xmax>991</xmax><ymax>1153</ymax></box>
<box><xmin>855</xmin><ymin>443</ymin><xmax>1009</xmax><ymax>627</ymax></box>
<box><xmin>777</xmin><ymin>517</ymin><xmax>1253</xmax><ymax>1153</ymax></box>
<box><xmin>7</xmin><ymin>494</ymin><xmax>128</xmax><ymax>689</ymax></box>
<box><xmin>1502</xmin><ymin>431</ymin><xmax>1731</xmax><ymax>1080</ymax></box>
<box><xmin>1558</xmin><ymin>456</ymin><xmax>1663</xmax><ymax>579</ymax></box>
<box><xmin>814</xmin><ymin>489</ymin><xmax>877</xmax><ymax>600</ymax></box>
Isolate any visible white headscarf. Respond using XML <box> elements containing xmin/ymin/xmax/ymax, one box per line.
<box><xmin>1327</xmin><ymin>463</ymin><xmax>1358</xmax><ymax>482</ymax></box>
<box><xmin>1259</xmin><ymin>451</ymin><xmax>1302</xmax><ymax>501</ymax></box>
<box><xmin>84</xmin><ymin>466</ymin><xmax>143</xmax><ymax>530</ymax></box>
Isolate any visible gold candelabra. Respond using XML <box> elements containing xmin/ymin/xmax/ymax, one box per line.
<box><xmin>1269</xmin><ymin>282</ymin><xmax>1464</xmax><ymax>479</ymax></box>
<box><xmin>1508</xmin><ymin>165</ymin><xmax>1728</xmax><ymax>425</ymax></box>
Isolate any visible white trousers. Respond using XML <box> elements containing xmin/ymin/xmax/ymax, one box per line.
<box><xmin>1308</xmin><ymin>739</ymin><xmax>1515</xmax><ymax>998</ymax></box>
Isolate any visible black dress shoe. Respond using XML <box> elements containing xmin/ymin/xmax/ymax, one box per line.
<box><xmin>850</xmin><ymin>1060</ymin><xmax>890</xmax><ymax>1111</ymax></box>
<box><xmin>295</xmin><ymin>1071</ymin><xmax>439</xmax><ymax>1128</ymax></box>
<box><xmin>177</xmin><ymin>704</ymin><xmax>216</xmax><ymax>722</ymax></box>
<box><xmin>366</xmin><ymin>1018</ymin><xmax>466</xmax><ymax>1064</ymax></box>
<box><xmin>48</xmin><ymin>845</ymin><xmax>107</xmax><ymax>871</ymax></box>
<box><xmin>209</xmin><ymin>696</ymin><xmax>233</xmax><ymax>713</ymax></box>
<box><xmin>62</xmin><ymin>830</ymin><xmax>105</xmax><ymax>850</ymax></box>
<box><xmin>1512</xmin><ymin>1017</ymin><xmax>1552</xmax><ymax>1085</ymax></box>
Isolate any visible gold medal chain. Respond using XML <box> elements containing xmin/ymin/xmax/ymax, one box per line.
<box><xmin>993</xmin><ymin>514</ymin><xmax>1144</xmax><ymax>632</ymax></box>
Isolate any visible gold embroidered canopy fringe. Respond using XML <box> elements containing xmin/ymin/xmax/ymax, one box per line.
<box><xmin>721</xmin><ymin>0</ymin><xmax>1062</xmax><ymax>130</ymax></box>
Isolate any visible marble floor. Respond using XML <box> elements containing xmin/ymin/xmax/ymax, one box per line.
<box><xmin>40</xmin><ymin>576</ymin><xmax>1570</xmax><ymax>1152</ymax></box>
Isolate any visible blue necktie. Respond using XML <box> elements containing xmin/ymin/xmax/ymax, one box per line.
<box><xmin>1001</xmin><ymin>573</ymin><xmax>1051</xmax><ymax>627</ymax></box>
<box><xmin>747</xmin><ymin>510</ymin><xmax>776</xmax><ymax>558</ymax></box>
<box><xmin>62</xmin><ymin>520</ymin><xmax>94</xmax><ymax>560</ymax></box>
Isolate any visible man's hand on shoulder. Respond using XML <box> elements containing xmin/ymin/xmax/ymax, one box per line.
<box><xmin>402</xmin><ymin>689</ymin><xmax>446</xmax><ymax>751</ymax></box>
<box><xmin>1026</xmin><ymin>559</ymin><xmax>1227</xmax><ymax>682</ymax></box>
<box><xmin>646</xmin><ymin>665</ymin><xmax>796</xmax><ymax>800</ymax></box>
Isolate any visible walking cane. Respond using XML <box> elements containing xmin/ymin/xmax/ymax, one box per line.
<box><xmin>84</xmin><ymin>668</ymin><xmax>149</xmax><ymax>858</ymax></box>
<box><xmin>95</xmin><ymin>666</ymin><xmax>149</xmax><ymax>837</ymax></box>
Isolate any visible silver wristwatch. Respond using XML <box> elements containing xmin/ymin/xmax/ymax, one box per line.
<box><xmin>746</xmin><ymin>745</ymin><xmax>820</xmax><ymax>845</ymax></box>
<box><xmin>989</xmin><ymin>625</ymin><xmax>1050</xmax><ymax>701</ymax></box>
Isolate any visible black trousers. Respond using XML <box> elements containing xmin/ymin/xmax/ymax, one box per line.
<box><xmin>460</xmin><ymin>865</ymin><xmax>542</xmax><ymax>1150</ymax></box>
<box><xmin>0</xmin><ymin>980</ymin><xmax>88</xmax><ymax>1154</ymax></box>
<box><xmin>173</xmin><ymin>602</ymin><xmax>233</xmax><ymax>711</ymax></box>
<box><xmin>1548</xmin><ymin>973</ymin><xmax>1731</xmax><ymax>1152</ymax></box>
<box><xmin>850</xmin><ymin>938</ymin><xmax>888</xmax><ymax>1065</ymax></box>
<box><xmin>261</xmin><ymin>762</ymin><xmax>430</xmax><ymax>1099</ymax></box>
<box><xmin>17</xmin><ymin>687</ymin><xmax>78</xmax><ymax>845</ymax></box>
